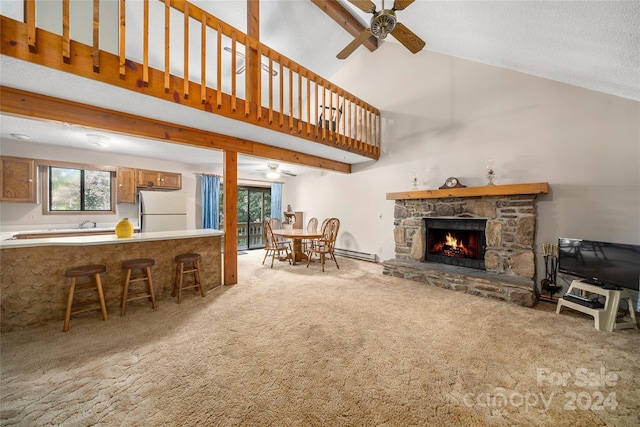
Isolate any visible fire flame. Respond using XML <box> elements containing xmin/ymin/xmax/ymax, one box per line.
<box><xmin>445</xmin><ymin>233</ymin><xmax>459</xmax><ymax>249</ymax></box>
<box><xmin>431</xmin><ymin>232</ymin><xmax>471</xmax><ymax>258</ymax></box>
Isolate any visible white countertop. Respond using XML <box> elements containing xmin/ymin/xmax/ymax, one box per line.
<box><xmin>0</xmin><ymin>229</ymin><xmax>224</xmax><ymax>249</ymax></box>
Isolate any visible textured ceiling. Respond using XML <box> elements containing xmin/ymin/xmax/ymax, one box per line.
<box><xmin>1</xmin><ymin>0</ymin><xmax>638</xmax><ymax>175</ymax></box>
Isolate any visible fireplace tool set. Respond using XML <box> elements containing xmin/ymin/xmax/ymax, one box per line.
<box><xmin>539</xmin><ymin>243</ymin><xmax>561</xmax><ymax>302</ymax></box>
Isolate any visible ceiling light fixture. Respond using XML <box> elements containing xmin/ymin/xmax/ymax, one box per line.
<box><xmin>223</xmin><ymin>47</ymin><xmax>278</xmax><ymax>76</ymax></box>
<box><xmin>266</xmin><ymin>170</ymin><xmax>281</xmax><ymax>179</ymax></box>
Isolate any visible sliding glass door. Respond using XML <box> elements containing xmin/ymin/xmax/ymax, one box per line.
<box><xmin>236</xmin><ymin>186</ymin><xmax>272</xmax><ymax>250</ymax></box>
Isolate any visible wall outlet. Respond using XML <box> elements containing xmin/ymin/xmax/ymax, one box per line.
<box><xmin>28</xmin><ymin>213</ymin><xmax>36</xmax><ymax>221</ymax></box>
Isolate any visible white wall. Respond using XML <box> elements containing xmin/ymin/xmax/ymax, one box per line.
<box><xmin>0</xmin><ymin>140</ymin><xmax>208</xmax><ymax>232</ymax></box>
<box><xmin>286</xmin><ymin>43</ymin><xmax>640</xmax><ymax>289</ymax></box>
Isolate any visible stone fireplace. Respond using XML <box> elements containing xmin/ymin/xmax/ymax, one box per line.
<box><xmin>383</xmin><ymin>183</ymin><xmax>549</xmax><ymax>307</ymax></box>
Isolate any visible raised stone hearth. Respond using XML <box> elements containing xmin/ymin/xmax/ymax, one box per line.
<box><xmin>383</xmin><ymin>183</ymin><xmax>549</xmax><ymax>307</ymax></box>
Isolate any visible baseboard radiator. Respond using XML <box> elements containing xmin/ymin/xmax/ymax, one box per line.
<box><xmin>334</xmin><ymin>248</ymin><xmax>378</xmax><ymax>263</ymax></box>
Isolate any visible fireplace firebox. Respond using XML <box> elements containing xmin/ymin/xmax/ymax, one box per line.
<box><xmin>424</xmin><ymin>218</ymin><xmax>487</xmax><ymax>270</ymax></box>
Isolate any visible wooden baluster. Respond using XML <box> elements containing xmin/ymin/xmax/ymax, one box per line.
<box><xmin>216</xmin><ymin>23</ymin><xmax>222</xmax><ymax>108</ymax></box>
<box><xmin>377</xmin><ymin>112</ymin><xmax>381</xmax><ymax>155</ymax></box>
<box><xmin>92</xmin><ymin>0</ymin><xmax>99</xmax><ymax>72</ymax></box>
<box><xmin>297</xmin><ymin>69</ymin><xmax>302</xmax><ymax>133</ymax></box>
<box><xmin>268</xmin><ymin>54</ymin><xmax>273</xmax><ymax>124</ymax></box>
<box><xmin>142</xmin><ymin>0</ymin><xmax>149</xmax><ymax>85</ymax></box>
<box><xmin>230</xmin><ymin>32</ymin><xmax>236</xmax><ymax>111</ymax></box>
<box><xmin>367</xmin><ymin>108</ymin><xmax>373</xmax><ymax>153</ymax></box>
<box><xmin>119</xmin><ymin>0</ymin><xmax>125</xmax><ymax>78</ymax></box>
<box><xmin>339</xmin><ymin>92</ymin><xmax>345</xmax><ymax>146</ymax></box>
<box><xmin>328</xmin><ymin>85</ymin><xmax>333</xmax><ymax>141</ymax></box>
<box><xmin>321</xmin><ymin>85</ymin><xmax>326</xmax><ymax>140</ymax></box>
<box><xmin>183</xmin><ymin>2</ymin><xmax>189</xmax><ymax>99</ymax></box>
<box><xmin>368</xmin><ymin>109</ymin><xmax>372</xmax><ymax>154</ymax></box>
<box><xmin>356</xmin><ymin>101</ymin><xmax>361</xmax><ymax>148</ymax></box>
<box><xmin>360</xmin><ymin>101</ymin><xmax>365</xmax><ymax>151</ymax></box>
<box><xmin>357</xmin><ymin>102</ymin><xmax>361</xmax><ymax>148</ymax></box>
<box><xmin>339</xmin><ymin>91</ymin><xmax>344</xmax><ymax>144</ymax></box>
<box><xmin>374</xmin><ymin>110</ymin><xmax>378</xmax><ymax>154</ymax></box>
<box><xmin>348</xmin><ymin>98</ymin><xmax>353</xmax><ymax>148</ymax></box>
<box><xmin>314</xmin><ymin>79</ymin><xmax>319</xmax><ymax>138</ymax></box>
<box><xmin>245</xmin><ymin>40</ymin><xmax>250</xmax><ymax>117</ymax></box>
<box><xmin>362</xmin><ymin>106</ymin><xmax>367</xmax><ymax>153</ymax></box>
<box><xmin>306</xmin><ymin>75</ymin><xmax>311</xmax><ymax>135</ymax></box>
<box><xmin>200</xmin><ymin>13</ymin><xmax>206</xmax><ymax>103</ymax></box>
<box><xmin>288</xmin><ymin>67</ymin><xmax>293</xmax><ymax>130</ymax></box>
<box><xmin>344</xmin><ymin>98</ymin><xmax>349</xmax><ymax>147</ymax></box>
<box><xmin>164</xmin><ymin>0</ymin><xmax>170</xmax><ymax>92</ymax></box>
<box><xmin>62</xmin><ymin>0</ymin><xmax>70</xmax><ymax>63</ymax></box>
<box><xmin>279</xmin><ymin>61</ymin><xmax>284</xmax><ymax>128</ymax></box>
<box><xmin>256</xmin><ymin>44</ymin><xmax>262</xmax><ymax>121</ymax></box>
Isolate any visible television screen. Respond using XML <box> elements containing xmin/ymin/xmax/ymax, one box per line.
<box><xmin>558</xmin><ymin>238</ymin><xmax>640</xmax><ymax>291</ymax></box>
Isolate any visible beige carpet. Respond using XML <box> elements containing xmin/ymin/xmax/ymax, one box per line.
<box><xmin>1</xmin><ymin>250</ymin><xmax>639</xmax><ymax>426</ymax></box>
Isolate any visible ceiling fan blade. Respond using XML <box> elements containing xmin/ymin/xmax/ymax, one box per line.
<box><xmin>281</xmin><ymin>170</ymin><xmax>297</xmax><ymax>177</ymax></box>
<box><xmin>391</xmin><ymin>22</ymin><xmax>426</xmax><ymax>54</ymax></box>
<box><xmin>337</xmin><ymin>29</ymin><xmax>372</xmax><ymax>59</ymax></box>
<box><xmin>392</xmin><ymin>0</ymin><xmax>415</xmax><ymax>11</ymax></box>
<box><xmin>348</xmin><ymin>0</ymin><xmax>377</xmax><ymax>13</ymax></box>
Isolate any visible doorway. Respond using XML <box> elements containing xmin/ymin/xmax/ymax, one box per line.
<box><xmin>236</xmin><ymin>186</ymin><xmax>272</xmax><ymax>251</ymax></box>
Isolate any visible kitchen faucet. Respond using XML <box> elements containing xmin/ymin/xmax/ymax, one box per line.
<box><xmin>78</xmin><ymin>219</ymin><xmax>97</xmax><ymax>229</ymax></box>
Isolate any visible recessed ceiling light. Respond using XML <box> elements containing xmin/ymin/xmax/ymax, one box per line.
<box><xmin>10</xmin><ymin>133</ymin><xmax>30</xmax><ymax>140</ymax></box>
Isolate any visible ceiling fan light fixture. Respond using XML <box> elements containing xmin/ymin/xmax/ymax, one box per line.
<box><xmin>266</xmin><ymin>170</ymin><xmax>280</xmax><ymax>179</ymax></box>
<box><xmin>370</xmin><ymin>11</ymin><xmax>396</xmax><ymax>39</ymax></box>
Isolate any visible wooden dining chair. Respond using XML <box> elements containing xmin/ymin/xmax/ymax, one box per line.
<box><xmin>269</xmin><ymin>217</ymin><xmax>288</xmax><ymax>244</ymax></box>
<box><xmin>262</xmin><ymin>219</ymin><xmax>292</xmax><ymax>268</ymax></box>
<box><xmin>306</xmin><ymin>218</ymin><xmax>340</xmax><ymax>272</ymax></box>
<box><xmin>302</xmin><ymin>217</ymin><xmax>319</xmax><ymax>253</ymax></box>
<box><xmin>269</xmin><ymin>217</ymin><xmax>283</xmax><ymax>230</ymax></box>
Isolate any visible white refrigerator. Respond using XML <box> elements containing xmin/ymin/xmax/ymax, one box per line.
<box><xmin>139</xmin><ymin>191</ymin><xmax>187</xmax><ymax>232</ymax></box>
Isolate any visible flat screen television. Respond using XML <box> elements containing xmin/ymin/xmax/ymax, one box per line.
<box><xmin>558</xmin><ymin>238</ymin><xmax>640</xmax><ymax>291</ymax></box>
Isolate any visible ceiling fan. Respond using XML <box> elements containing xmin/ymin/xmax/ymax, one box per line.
<box><xmin>257</xmin><ymin>162</ymin><xmax>297</xmax><ymax>179</ymax></box>
<box><xmin>337</xmin><ymin>0</ymin><xmax>426</xmax><ymax>59</ymax></box>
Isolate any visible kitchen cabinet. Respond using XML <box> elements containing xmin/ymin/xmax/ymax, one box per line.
<box><xmin>136</xmin><ymin>169</ymin><xmax>182</xmax><ymax>190</ymax></box>
<box><xmin>117</xmin><ymin>167</ymin><xmax>136</xmax><ymax>204</ymax></box>
<box><xmin>0</xmin><ymin>156</ymin><xmax>36</xmax><ymax>203</ymax></box>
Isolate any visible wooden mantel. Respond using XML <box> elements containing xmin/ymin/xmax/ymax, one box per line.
<box><xmin>386</xmin><ymin>182</ymin><xmax>549</xmax><ymax>200</ymax></box>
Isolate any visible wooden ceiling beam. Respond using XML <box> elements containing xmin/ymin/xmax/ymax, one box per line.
<box><xmin>310</xmin><ymin>0</ymin><xmax>378</xmax><ymax>52</ymax></box>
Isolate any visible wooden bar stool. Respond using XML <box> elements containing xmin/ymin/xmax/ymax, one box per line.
<box><xmin>173</xmin><ymin>253</ymin><xmax>205</xmax><ymax>304</ymax></box>
<box><xmin>63</xmin><ymin>264</ymin><xmax>108</xmax><ymax>332</ymax></box>
<box><xmin>121</xmin><ymin>258</ymin><xmax>157</xmax><ymax>316</ymax></box>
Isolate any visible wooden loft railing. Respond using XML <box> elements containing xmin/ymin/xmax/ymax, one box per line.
<box><xmin>0</xmin><ymin>0</ymin><xmax>380</xmax><ymax>161</ymax></box>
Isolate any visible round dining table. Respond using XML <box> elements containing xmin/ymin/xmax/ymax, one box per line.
<box><xmin>272</xmin><ymin>228</ymin><xmax>323</xmax><ymax>264</ymax></box>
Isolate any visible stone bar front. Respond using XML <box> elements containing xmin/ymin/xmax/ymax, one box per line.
<box><xmin>383</xmin><ymin>183</ymin><xmax>549</xmax><ymax>307</ymax></box>
<box><xmin>1</xmin><ymin>230</ymin><xmax>223</xmax><ymax>332</ymax></box>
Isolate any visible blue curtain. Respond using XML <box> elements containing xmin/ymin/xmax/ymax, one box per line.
<box><xmin>201</xmin><ymin>175</ymin><xmax>220</xmax><ymax>229</ymax></box>
<box><xmin>271</xmin><ymin>183</ymin><xmax>282</xmax><ymax>220</ymax></box>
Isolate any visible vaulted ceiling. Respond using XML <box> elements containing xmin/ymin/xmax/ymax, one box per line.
<box><xmin>1</xmin><ymin>0</ymin><xmax>638</xmax><ymax>176</ymax></box>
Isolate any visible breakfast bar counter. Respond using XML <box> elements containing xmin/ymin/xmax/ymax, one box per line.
<box><xmin>1</xmin><ymin>229</ymin><xmax>224</xmax><ymax>332</ymax></box>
